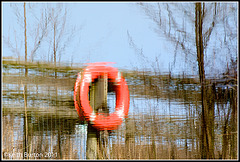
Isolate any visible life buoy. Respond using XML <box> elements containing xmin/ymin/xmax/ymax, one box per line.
<box><xmin>74</xmin><ymin>72</ymin><xmax>85</xmax><ymax>122</ymax></box>
<box><xmin>74</xmin><ymin>63</ymin><xmax>129</xmax><ymax>130</ymax></box>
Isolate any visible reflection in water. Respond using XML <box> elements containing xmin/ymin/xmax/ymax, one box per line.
<box><xmin>2</xmin><ymin>114</ymin><xmax>87</xmax><ymax>159</ymax></box>
<box><xmin>2</xmin><ymin>62</ymin><xmax>237</xmax><ymax>159</ymax></box>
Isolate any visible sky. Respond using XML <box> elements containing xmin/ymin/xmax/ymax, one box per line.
<box><xmin>2</xmin><ymin>2</ymin><xmax>238</xmax><ymax>76</ymax></box>
<box><xmin>1</xmin><ymin>2</ymin><xmax>182</xmax><ymax>73</ymax></box>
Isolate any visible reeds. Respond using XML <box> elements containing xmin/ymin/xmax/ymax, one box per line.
<box><xmin>2</xmin><ymin>58</ymin><xmax>237</xmax><ymax>159</ymax></box>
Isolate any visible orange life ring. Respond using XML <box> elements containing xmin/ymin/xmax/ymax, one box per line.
<box><xmin>74</xmin><ymin>63</ymin><xmax>129</xmax><ymax>130</ymax></box>
<box><xmin>74</xmin><ymin>72</ymin><xmax>85</xmax><ymax>122</ymax></box>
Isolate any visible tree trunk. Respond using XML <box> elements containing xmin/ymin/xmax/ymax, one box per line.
<box><xmin>229</xmin><ymin>88</ymin><xmax>237</xmax><ymax>159</ymax></box>
<box><xmin>24</xmin><ymin>2</ymin><xmax>28</xmax><ymax>77</ymax></box>
<box><xmin>23</xmin><ymin>3</ymin><xmax>29</xmax><ymax>159</ymax></box>
<box><xmin>195</xmin><ymin>2</ymin><xmax>215</xmax><ymax>159</ymax></box>
<box><xmin>86</xmin><ymin>75</ymin><xmax>108</xmax><ymax>159</ymax></box>
<box><xmin>53</xmin><ymin>22</ymin><xmax>57</xmax><ymax>78</ymax></box>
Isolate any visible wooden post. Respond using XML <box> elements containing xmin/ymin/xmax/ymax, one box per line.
<box><xmin>86</xmin><ymin>74</ymin><xmax>108</xmax><ymax>159</ymax></box>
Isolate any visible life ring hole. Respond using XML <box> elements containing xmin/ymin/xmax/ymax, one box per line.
<box><xmin>88</xmin><ymin>78</ymin><xmax>117</xmax><ymax>116</ymax></box>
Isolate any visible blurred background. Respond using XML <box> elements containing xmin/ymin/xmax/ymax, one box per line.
<box><xmin>2</xmin><ymin>2</ymin><xmax>238</xmax><ymax>160</ymax></box>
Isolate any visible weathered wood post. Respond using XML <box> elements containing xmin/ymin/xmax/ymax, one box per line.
<box><xmin>74</xmin><ymin>63</ymin><xmax>129</xmax><ymax>159</ymax></box>
<box><xmin>86</xmin><ymin>74</ymin><xmax>108</xmax><ymax>159</ymax></box>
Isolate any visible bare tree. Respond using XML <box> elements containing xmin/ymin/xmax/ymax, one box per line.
<box><xmin>43</xmin><ymin>4</ymin><xmax>78</xmax><ymax>78</ymax></box>
<box><xmin>29</xmin><ymin>7</ymin><xmax>50</xmax><ymax>62</ymax></box>
<box><xmin>47</xmin><ymin>4</ymin><xmax>76</xmax><ymax>64</ymax></box>
<box><xmin>3</xmin><ymin>3</ymin><xmax>50</xmax><ymax>62</ymax></box>
<box><xmin>137</xmin><ymin>2</ymin><xmax>237</xmax><ymax>75</ymax></box>
<box><xmin>135</xmin><ymin>2</ymin><xmax>237</xmax><ymax>159</ymax></box>
<box><xmin>3</xmin><ymin>29</ymin><xmax>22</xmax><ymax>61</ymax></box>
